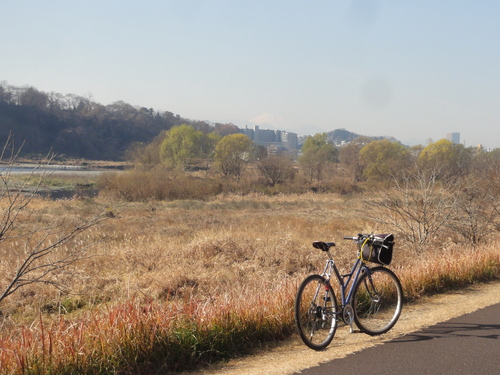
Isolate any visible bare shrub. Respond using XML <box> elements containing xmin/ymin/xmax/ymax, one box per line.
<box><xmin>257</xmin><ymin>155</ymin><xmax>295</xmax><ymax>186</ymax></box>
<box><xmin>448</xmin><ymin>176</ymin><xmax>500</xmax><ymax>245</ymax></box>
<box><xmin>366</xmin><ymin>168</ymin><xmax>459</xmax><ymax>248</ymax></box>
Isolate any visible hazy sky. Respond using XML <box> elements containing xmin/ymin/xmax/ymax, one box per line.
<box><xmin>1</xmin><ymin>0</ymin><xmax>499</xmax><ymax>148</ymax></box>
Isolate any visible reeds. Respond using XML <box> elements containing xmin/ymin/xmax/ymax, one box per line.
<box><xmin>1</xmin><ymin>244</ymin><xmax>498</xmax><ymax>374</ymax></box>
<box><xmin>399</xmin><ymin>244</ymin><xmax>500</xmax><ymax>300</ymax></box>
<box><xmin>0</xmin><ymin>279</ymin><xmax>297</xmax><ymax>374</ymax></box>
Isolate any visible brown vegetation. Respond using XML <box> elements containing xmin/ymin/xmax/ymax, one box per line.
<box><xmin>1</xmin><ymin>131</ymin><xmax>499</xmax><ymax>373</ymax></box>
<box><xmin>0</xmin><ymin>191</ymin><xmax>498</xmax><ymax>373</ymax></box>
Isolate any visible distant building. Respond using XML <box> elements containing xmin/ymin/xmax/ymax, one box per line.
<box><xmin>240</xmin><ymin>126</ymin><xmax>255</xmax><ymax>140</ymax></box>
<box><xmin>242</xmin><ymin>125</ymin><xmax>299</xmax><ymax>153</ymax></box>
<box><xmin>281</xmin><ymin>131</ymin><xmax>298</xmax><ymax>150</ymax></box>
<box><xmin>255</xmin><ymin>126</ymin><xmax>276</xmax><ymax>144</ymax></box>
<box><xmin>446</xmin><ymin>132</ymin><xmax>460</xmax><ymax>144</ymax></box>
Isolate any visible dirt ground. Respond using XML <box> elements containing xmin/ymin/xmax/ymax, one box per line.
<box><xmin>183</xmin><ymin>280</ymin><xmax>500</xmax><ymax>375</ymax></box>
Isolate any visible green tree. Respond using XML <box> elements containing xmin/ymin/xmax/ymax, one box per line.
<box><xmin>359</xmin><ymin>140</ymin><xmax>410</xmax><ymax>181</ymax></box>
<box><xmin>418</xmin><ymin>139</ymin><xmax>472</xmax><ymax>178</ymax></box>
<box><xmin>214</xmin><ymin>134</ymin><xmax>253</xmax><ymax>179</ymax></box>
<box><xmin>159</xmin><ymin>124</ymin><xmax>216</xmax><ymax>170</ymax></box>
<box><xmin>299</xmin><ymin>133</ymin><xmax>338</xmax><ymax>182</ymax></box>
<box><xmin>19</xmin><ymin>86</ymin><xmax>49</xmax><ymax>109</ymax></box>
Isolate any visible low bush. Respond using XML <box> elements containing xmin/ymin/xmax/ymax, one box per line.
<box><xmin>97</xmin><ymin>167</ymin><xmax>223</xmax><ymax>201</ymax></box>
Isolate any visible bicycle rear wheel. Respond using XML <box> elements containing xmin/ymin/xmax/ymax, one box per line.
<box><xmin>294</xmin><ymin>275</ymin><xmax>338</xmax><ymax>350</ymax></box>
<box><xmin>353</xmin><ymin>266</ymin><xmax>403</xmax><ymax>335</ymax></box>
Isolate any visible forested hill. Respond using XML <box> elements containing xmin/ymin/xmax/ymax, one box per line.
<box><xmin>0</xmin><ymin>83</ymin><xmax>398</xmax><ymax>161</ymax></box>
<box><xmin>0</xmin><ymin>83</ymin><xmax>239</xmax><ymax>160</ymax></box>
<box><xmin>327</xmin><ymin>128</ymin><xmax>397</xmax><ymax>144</ymax></box>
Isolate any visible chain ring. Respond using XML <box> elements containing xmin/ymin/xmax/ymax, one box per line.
<box><xmin>342</xmin><ymin>305</ymin><xmax>354</xmax><ymax>325</ymax></box>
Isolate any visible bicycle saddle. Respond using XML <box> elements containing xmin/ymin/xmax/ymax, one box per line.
<box><xmin>313</xmin><ymin>241</ymin><xmax>335</xmax><ymax>251</ymax></box>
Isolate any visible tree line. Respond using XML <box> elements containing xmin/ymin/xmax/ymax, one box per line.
<box><xmin>127</xmin><ymin>123</ymin><xmax>500</xmax><ymax>185</ymax></box>
<box><xmin>2</xmin><ymin>82</ymin><xmax>499</xmax><ymax>247</ymax></box>
<box><xmin>0</xmin><ymin>82</ymin><xmax>239</xmax><ymax>160</ymax></box>
<box><xmin>99</xmin><ymin>124</ymin><xmax>500</xmax><ymax>247</ymax></box>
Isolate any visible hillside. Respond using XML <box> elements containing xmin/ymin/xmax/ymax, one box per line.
<box><xmin>1</xmin><ymin>83</ymin><xmax>399</xmax><ymax>161</ymax></box>
<box><xmin>0</xmin><ymin>83</ymin><xmax>240</xmax><ymax>160</ymax></box>
<box><xmin>327</xmin><ymin>128</ymin><xmax>398</xmax><ymax>144</ymax></box>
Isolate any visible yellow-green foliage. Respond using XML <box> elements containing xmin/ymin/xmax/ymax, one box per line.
<box><xmin>418</xmin><ymin>138</ymin><xmax>472</xmax><ymax>177</ymax></box>
<box><xmin>359</xmin><ymin>140</ymin><xmax>410</xmax><ymax>181</ymax></box>
<box><xmin>214</xmin><ymin>133</ymin><xmax>254</xmax><ymax>178</ymax></box>
<box><xmin>159</xmin><ymin>124</ymin><xmax>220</xmax><ymax>170</ymax></box>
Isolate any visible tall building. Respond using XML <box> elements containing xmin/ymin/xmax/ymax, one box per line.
<box><xmin>446</xmin><ymin>132</ymin><xmax>460</xmax><ymax>144</ymax></box>
<box><xmin>281</xmin><ymin>131</ymin><xmax>298</xmax><ymax>150</ymax></box>
<box><xmin>255</xmin><ymin>127</ymin><xmax>276</xmax><ymax>144</ymax></box>
<box><xmin>242</xmin><ymin>125</ymin><xmax>299</xmax><ymax>151</ymax></box>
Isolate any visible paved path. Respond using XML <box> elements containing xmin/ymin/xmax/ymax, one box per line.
<box><xmin>295</xmin><ymin>302</ymin><xmax>500</xmax><ymax>375</ymax></box>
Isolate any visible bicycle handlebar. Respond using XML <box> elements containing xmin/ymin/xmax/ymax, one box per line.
<box><xmin>343</xmin><ymin>236</ymin><xmax>358</xmax><ymax>240</ymax></box>
<box><xmin>343</xmin><ymin>234</ymin><xmax>384</xmax><ymax>244</ymax></box>
<box><xmin>314</xmin><ymin>234</ymin><xmax>385</xmax><ymax>252</ymax></box>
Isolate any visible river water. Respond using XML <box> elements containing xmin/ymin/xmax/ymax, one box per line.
<box><xmin>3</xmin><ymin>164</ymin><xmax>111</xmax><ymax>199</ymax></box>
<box><xmin>5</xmin><ymin>164</ymin><xmax>88</xmax><ymax>173</ymax></box>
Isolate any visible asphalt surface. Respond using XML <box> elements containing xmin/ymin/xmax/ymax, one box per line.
<box><xmin>294</xmin><ymin>302</ymin><xmax>500</xmax><ymax>375</ymax></box>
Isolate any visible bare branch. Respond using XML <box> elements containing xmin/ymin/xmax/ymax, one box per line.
<box><xmin>0</xmin><ymin>134</ymin><xmax>110</xmax><ymax>304</ymax></box>
<box><xmin>366</xmin><ymin>168</ymin><xmax>459</xmax><ymax>247</ymax></box>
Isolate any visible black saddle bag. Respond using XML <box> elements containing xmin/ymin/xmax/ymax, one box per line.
<box><xmin>361</xmin><ymin>234</ymin><xmax>394</xmax><ymax>265</ymax></box>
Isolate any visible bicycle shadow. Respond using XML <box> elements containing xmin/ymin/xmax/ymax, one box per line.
<box><xmin>389</xmin><ymin>321</ymin><xmax>500</xmax><ymax>343</ymax></box>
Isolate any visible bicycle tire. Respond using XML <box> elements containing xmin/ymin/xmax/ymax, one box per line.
<box><xmin>294</xmin><ymin>274</ymin><xmax>338</xmax><ymax>350</ymax></box>
<box><xmin>352</xmin><ymin>266</ymin><xmax>403</xmax><ymax>336</ymax></box>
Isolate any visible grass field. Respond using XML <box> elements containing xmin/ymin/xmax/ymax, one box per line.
<box><xmin>0</xmin><ymin>192</ymin><xmax>499</xmax><ymax>374</ymax></box>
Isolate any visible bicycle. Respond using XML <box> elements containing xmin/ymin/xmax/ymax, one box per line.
<box><xmin>294</xmin><ymin>233</ymin><xmax>403</xmax><ymax>350</ymax></box>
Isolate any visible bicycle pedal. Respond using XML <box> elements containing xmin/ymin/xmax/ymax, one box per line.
<box><xmin>350</xmin><ymin>328</ymin><xmax>361</xmax><ymax>333</ymax></box>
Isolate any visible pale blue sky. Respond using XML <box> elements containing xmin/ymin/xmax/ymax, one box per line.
<box><xmin>1</xmin><ymin>0</ymin><xmax>499</xmax><ymax>148</ymax></box>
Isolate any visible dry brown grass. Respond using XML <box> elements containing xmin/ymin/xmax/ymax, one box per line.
<box><xmin>0</xmin><ymin>192</ymin><xmax>498</xmax><ymax>373</ymax></box>
<box><xmin>2</xmin><ymin>192</ymin><xmax>497</xmax><ymax>321</ymax></box>
<box><xmin>0</xmin><ymin>193</ymin><xmax>378</xmax><ymax>325</ymax></box>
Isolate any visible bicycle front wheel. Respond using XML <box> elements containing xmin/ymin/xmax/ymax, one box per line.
<box><xmin>353</xmin><ymin>266</ymin><xmax>403</xmax><ymax>336</ymax></box>
<box><xmin>294</xmin><ymin>275</ymin><xmax>338</xmax><ymax>350</ymax></box>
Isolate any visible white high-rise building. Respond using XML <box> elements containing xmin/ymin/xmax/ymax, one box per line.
<box><xmin>446</xmin><ymin>132</ymin><xmax>460</xmax><ymax>144</ymax></box>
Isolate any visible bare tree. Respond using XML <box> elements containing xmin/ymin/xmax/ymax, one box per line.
<box><xmin>448</xmin><ymin>175</ymin><xmax>500</xmax><ymax>245</ymax></box>
<box><xmin>338</xmin><ymin>143</ymin><xmax>363</xmax><ymax>182</ymax></box>
<box><xmin>366</xmin><ymin>167</ymin><xmax>459</xmax><ymax>248</ymax></box>
<box><xmin>258</xmin><ymin>155</ymin><xmax>295</xmax><ymax>186</ymax></box>
<box><xmin>0</xmin><ymin>135</ymin><xmax>109</xmax><ymax>304</ymax></box>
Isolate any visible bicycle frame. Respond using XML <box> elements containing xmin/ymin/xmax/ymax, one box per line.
<box><xmin>321</xmin><ymin>250</ymin><xmax>370</xmax><ymax>311</ymax></box>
